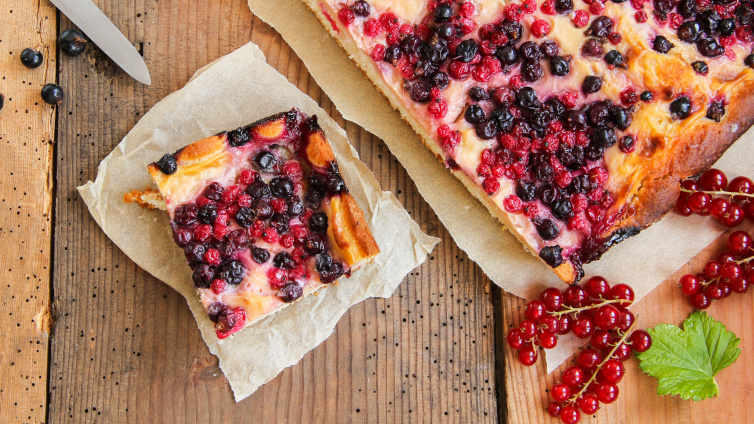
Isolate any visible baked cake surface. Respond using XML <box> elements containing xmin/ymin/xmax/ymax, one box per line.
<box><xmin>137</xmin><ymin>109</ymin><xmax>379</xmax><ymax>338</ymax></box>
<box><xmin>305</xmin><ymin>0</ymin><xmax>754</xmax><ymax>282</ymax></box>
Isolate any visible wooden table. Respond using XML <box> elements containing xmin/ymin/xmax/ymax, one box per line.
<box><xmin>2</xmin><ymin>1</ymin><xmax>753</xmax><ymax>422</ymax></box>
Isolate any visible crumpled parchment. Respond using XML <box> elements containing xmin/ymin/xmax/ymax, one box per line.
<box><xmin>78</xmin><ymin>43</ymin><xmax>440</xmax><ymax>401</ymax></box>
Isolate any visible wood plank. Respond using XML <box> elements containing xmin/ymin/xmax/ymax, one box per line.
<box><xmin>0</xmin><ymin>1</ymin><xmax>57</xmax><ymax>422</ymax></box>
<box><xmin>504</xmin><ymin>223</ymin><xmax>754</xmax><ymax>424</ymax></box>
<box><xmin>48</xmin><ymin>1</ymin><xmax>498</xmax><ymax>422</ymax></box>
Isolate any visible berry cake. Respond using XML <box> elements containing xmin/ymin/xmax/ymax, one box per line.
<box><xmin>304</xmin><ymin>0</ymin><xmax>754</xmax><ymax>283</ymax></box>
<box><xmin>130</xmin><ymin>109</ymin><xmax>379</xmax><ymax>338</ymax></box>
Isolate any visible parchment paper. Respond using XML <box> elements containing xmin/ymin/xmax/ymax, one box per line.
<box><xmin>247</xmin><ymin>0</ymin><xmax>754</xmax><ymax>373</ymax></box>
<box><xmin>77</xmin><ymin>43</ymin><xmax>440</xmax><ymax>401</ymax></box>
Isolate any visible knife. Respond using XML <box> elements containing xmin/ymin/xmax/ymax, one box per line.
<box><xmin>49</xmin><ymin>0</ymin><xmax>151</xmax><ymax>85</ymax></box>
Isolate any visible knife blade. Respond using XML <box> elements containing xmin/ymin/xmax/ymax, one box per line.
<box><xmin>50</xmin><ymin>0</ymin><xmax>151</xmax><ymax>85</ymax></box>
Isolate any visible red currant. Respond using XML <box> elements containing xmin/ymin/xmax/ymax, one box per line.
<box><xmin>542</xmin><ymin>316</ymin><xmax>561</xmax><ymax>332</ymax></box>
<box><xmin>679</xmin><ymin>274</ymin><xmax>701</xmax><ymax>295</ymax></box>
<box><xmin>616</xmin><ymin>308</ymin><xmax>635</xmax><ymax>332</ymax></box>
<box><xmin>705</xmin><ymin>283</ymin><xmax>724</xmax><ymax>300</ymax></box>
<box><xmin>709</xmin><ymin>198</ymin><xmax>731</xmax><ymax>220</ymax></box>
<box><xmin>613</xmin><ymin>342</ymin><xmax>632</xmax><ymax>361</ymax></box>
<box><xmin>573</xmin><ymin>316</ymin><xmax>595</xmax><ymax>338</ymax></box>
<box><xmin>676</xmin><ymin>196</ymin><xmax>693</xmax><ymax>216</ymax></box>
<box><xmin>540</xmin><ymin>287</ymin><xmax>564</xmax><ymax>311</ymax></box>
<box><xmin>609</xmin><ymin>284</ymin><xmax>635</xmax><ymax>304</ymax></box>
<box><xmin>721</xmin><ymin>262</ymin><xmax>743</xmax><ymax>281</ymax></box>
<box><xmin>562</xmin><ymin>366</ymin><xmax>586</xmax><ymax>386</ymax></box>
<box><xmin>558</xmin><ymin>315</ymin><xmax>573</xmax><ymax>335</ymax></box>
<box><xmin>721</xmin><ymin>202</ymin><xmax>745</xmax><ymax>227</ymax></box>
<box><xmin>728</xmin><ymin>177</ymin><xmax>754</xmax><ymax>202</ymax></box>
<box><xmin>629</xmin><ymin>329</ymin><xmax>653</xmax><ymax>352</ymax></box>
<box><xmin>601</xmin><ymin>359</ymin><xmax>625</xmax><ymax>383</ymax></box>
<box><xmin>508</xmin><ymin>328</ymin><xmax>525</xmax><ymax>349</ymax></box>
<box><xmin>584</xmin><ymin>276</ymin><xmax>610</xmax><ymax>298</ymax></box>
<box><xmin>552</xmin><ymin>383</ymin><xmax>572</xmax><ymax>401</ymax></box>
<box><xmin>548</xmin><ymin>402</ymin><xmax>562</xmax><ymax>417</ymax></box>
<box><xmin>690</xmin><ymin>292</ymin><xmax>711</xmax><ymax>309</ymax></box>
<box><xmin>564</xmin><ymin>285</ymin><xmax>589</xmax><ymax>307</ymax></box>
<box><xmin>687</xmin><ymin>192</ymin><xmax>711</xmax><ymax>213</ymax></box>
<box><xmin>577</xmin><ymin>349</ymin><xmax>603</xmax><ymax>369</ymax></box>
<box><xmin>519</xmin><ymin>345</ymin><xmax>538</xmax><ymax>365</ymax></box>
<box><xmin>560</xmin><ymin>406</ymin><xmax>580</xmax><ymax>424</ymax></box>
<box><xmin>525</xmin><ymin>300</ymin><xmax>548</xmax><ymax>322</ymax></box>
<box><xmin>540</xmin><ymin>330</ymin><xmax>558</xmax><ymax>348</ymax></box>
<box><xmin>728</xmin><ymin>231</ymin><xmax>753</xmax><ymax>256</ymax></box>
<box><xmin>719</xmin><ymin>252</ymin><xmax>737</xmax><ymax>264</ymax></box>
<box><xmin>591</xmin><ymin>329</ymin><xmax>613</xmax><ymax>349</ymax></box>
<box><xmin>520</xmin><ymin>320</ymin><xmax>538</xmax><ymax>339</ymax></box>
<box><xmin>578</xmin><ymin>394</ymin><xmax>600</xmax><ymax>414</ymax></box>
<box><xmin>704</xmin><ymin>260</ymin><xmax>722</xmax><ymax>278</ymax></box>
<box><xmin>595</xmin><ymin>382</ymin><xmax>619</xmax><ymax>404</ymax></box>
<box><xmin>699</xmin><ymin>168</ymin><xmax>728</xmax><ymax>191</ymax></box>
<box><xmin>593</xmin><ymin>305</ymin><xmax>620</xmax><ymax>330</ymax></box>
<box><xmin>730</xmin><ymin>277</ymin><xmax>750</xmax><ymax>293</ymax></box>
<box><xmin>744</xmin><ymin>201</ymin><xmax>754</xmax><ymax>221</ymax></box>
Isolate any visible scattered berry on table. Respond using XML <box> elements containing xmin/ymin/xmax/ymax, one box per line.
<box><xmin>41</xmin><ymin>84</ymin><xmax>64</xmax><ymax>105</ymax></box>
<box><xmin>59</xmin><ymin>29</ymin><xmax>87</xmax><ymax>56</ymax></box>
<box><xmin>20</xmin><ymin>48</ymin><xmax>44</xmax><ymax>68</ymax></box>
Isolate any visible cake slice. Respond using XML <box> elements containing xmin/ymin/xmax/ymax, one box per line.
<box><xmin>303</xmin><ymin>0</ymin><xmax>754</xmax><ymax>282</ymax></box>
<box><xmin>132</xmin><ymin>109</ymin><xmax>379</xmax><ymax>338</ymax></box>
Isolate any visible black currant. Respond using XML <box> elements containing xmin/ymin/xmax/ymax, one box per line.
<box><xmin>59</xmin><ymin>29</ymin><xmax>87</xmax><ymax>56</ymax></box>
<box><xmin>41</xmin><ymin>84</ymin><xmax>64</xmax><ymax>105</ymax></box>
<box><xmin>640</xmin><ymin>90</ymin><xmax>653</xmax><ymax>102</ymax></box>
<box><xmin>433</xmin><ymin>4</ymin><xmax>453</xmax><ymax>22</ymax></box>
<box><xmin>604</xmin><ymin>50</ymin><xmax>626</xmax><ymax>68</ymax></box>
<box><xmin>677</xmin><ymin>21</ymin><xmax>701</xmax><ymax>43</ymax></box>
<box><xmin>455</xmin><ymin>39</ymin><xmax>478</xmax><ymax>62</ymax></box>
<box><xmin>464</xmin><ymin>104</ymin><xmax>486</xmax><ymax>124</ymax></box>
<box><xmin>20</xmin><ymin>48</ymin><xmax>44</xmax><ymax>68</ymax></box>
<box><xmin>582</xmin><ymin>76</ymin><xmax>603</xmax><ymax>95</ymax></box>
<box><xmin>550</xmin><ymin>56</ymin><xmax>570</xmax><ymax>76</ymax></box>
<box><xmin>670</xmin><ymin>96</ymin><xmax>692</xmax><ymax>119</ymax></box>
<box><xmin>706</xmin><ymin>101</ymin><xmax>725</xmax><ymax>122</ymax></box>
<box><xmin>539</xmin><ymin>245</ymin><xmax>564</xmax><ymax>267</ymax></box>
<box><xmin>691</xmin><ymin>60</ymin><xmax>709</xmax><ymax>75</ymax></box>
<box><xmin>156</xmin><ymin>154</ymin><xmax>177</xmax><ymax>175</ymax></box>
<box><xmin>652</xmin><ymin>36</ymin><xmax>674</xmax><ymax>53</ymax></box>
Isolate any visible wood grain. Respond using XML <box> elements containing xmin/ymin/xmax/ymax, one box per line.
<box><xmin>47</xmin><ymin>1</ymin><xmax>497</xmax><ymax>422</ymax></box>
<box><xmin>504</xmin><ymin>223</ymin><xmax>754</xmax><ymax>424</ymax></box>
<box><xmin>2</xmin><ymin>0</ymin><xmax>751</xmax><ymax>422</ymax></box>
<box><xmin>0</xmin><ymin>1</ymin><xmax>57</xmax><ymax>423</ymax></box>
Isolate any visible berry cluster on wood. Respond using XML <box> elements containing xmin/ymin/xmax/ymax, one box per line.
<box><xmin>507</xmin><ymin>277</ymin><xmax>651</xmax><ymax>423</ymax></box>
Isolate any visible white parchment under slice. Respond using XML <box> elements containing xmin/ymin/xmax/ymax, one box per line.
<box><xmin>247</xmin><ymin>0</ymin><xmax>754</xmax><ymax>373</ymax></box>
<box><xmin>77</xmin><ymin>43</ymin><xmax>440</xmax><ymax>401</ymax></box>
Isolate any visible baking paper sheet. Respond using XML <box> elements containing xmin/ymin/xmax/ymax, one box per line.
<box><xmin>78</xmin><ymin>43</ymin><xmax>440</xmax><ymax>401</ymax></box>
<box><xmin>247</xmin><ymin>0</ymin><xmax>754</xmax><ymax>372</ymax></box>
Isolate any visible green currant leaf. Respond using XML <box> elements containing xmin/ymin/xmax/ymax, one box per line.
<box><xmin>636</xmin><ymin>311</ymin><xmax>740</xmax><ymax>401</ymax></box>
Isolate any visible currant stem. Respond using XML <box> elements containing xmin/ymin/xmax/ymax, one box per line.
<box><xmin>680</xmin><ymin>187</ymin><xmax>754</xmax><ymax>199</ymax></box>
<box><xmin>566</xmin><ymin>318</ymin><xmax>638</xmax><ymax>405</ymax></box>
<box><xmin>548</xmin><ymin>298</ymin><xmax>630</xmax><ymax>319</ymax></box>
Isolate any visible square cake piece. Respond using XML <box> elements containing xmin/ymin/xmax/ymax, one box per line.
<box><xmin>139</xmin><ymin>109</ymin><xmax>379</xmax><ymax>338</ymax></box>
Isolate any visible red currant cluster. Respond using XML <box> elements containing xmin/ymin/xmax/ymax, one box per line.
<box><xmin>676</xmin><ymin>168</ymin><xmax>754</xmax><ymax>226</ymax></box>
<box><xmin>507</xmin><ymin>277</ymin><xmax>652</xmax><ymax>424</ymax></box>
<box><xmin>679</xmin><ymin>230</ymin><xmax>754</xmax><ymax>309</ymax></box>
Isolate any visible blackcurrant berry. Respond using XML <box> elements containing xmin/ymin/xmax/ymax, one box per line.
<box><xmin>41</xmin><ymin>84</ymin><xmax>64</xmax><ymax>105</ymax></box>
<box><xmin>59</xmin><ymin>28</ymin><xmax>87</xmax><ymax>56</ymax></box>
<box><xmin>20</xmin><ymin>48</ymin><xmax>44</xmax><ymax>68</ymax></box>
